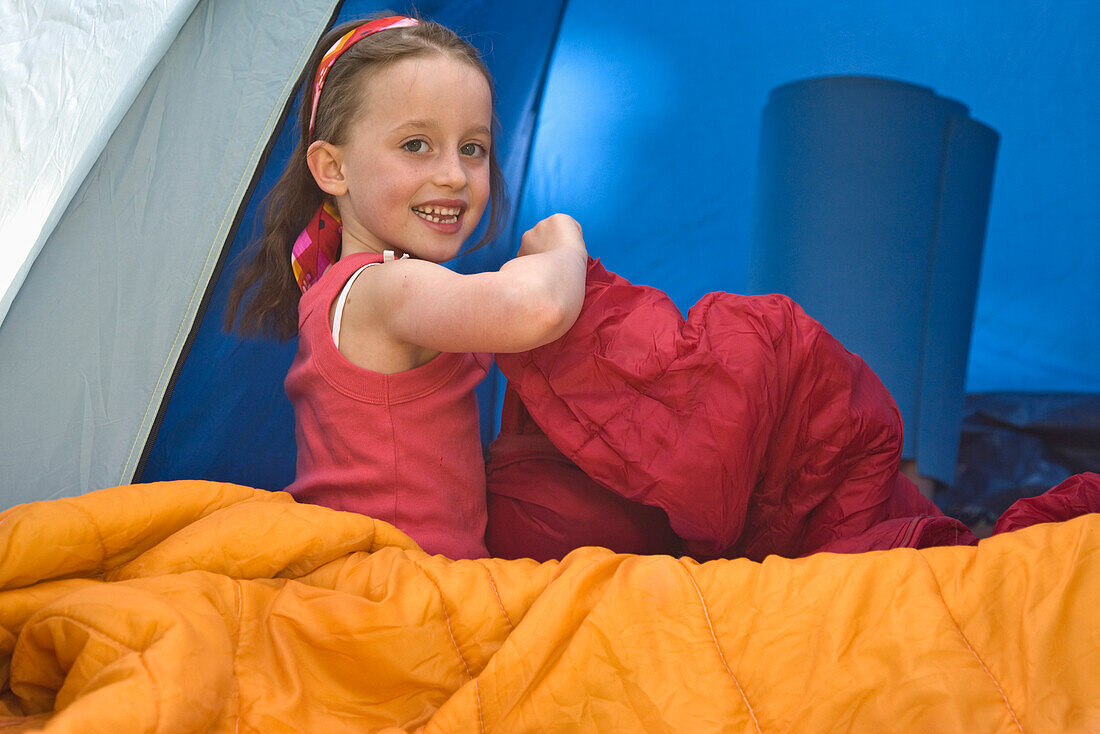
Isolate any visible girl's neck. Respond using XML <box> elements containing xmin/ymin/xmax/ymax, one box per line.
<box><xmin>339</xmin><ymin>233</ymin><xmax>406</xmax><ymax>260</ymax></box>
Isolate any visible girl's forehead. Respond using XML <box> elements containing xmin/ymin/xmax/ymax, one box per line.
<box><xmin>360</xmin><ymin>55</ymin><xmax>492</xmax><ymax>119</ymax></box>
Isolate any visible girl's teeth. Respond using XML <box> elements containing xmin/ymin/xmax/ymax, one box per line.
<box><xmin>414</xmin><ymin>207</ymin><xmax>459</xmax><ymax>224</ymax></box>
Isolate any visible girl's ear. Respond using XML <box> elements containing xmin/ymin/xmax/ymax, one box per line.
<box><xmin>306</xmin><ymin>140</ymin><xmax>348</xmax><ymax>196</ymax></box>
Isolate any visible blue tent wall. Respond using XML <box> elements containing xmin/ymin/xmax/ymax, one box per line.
<box><xmin>143</xmin><ymin>0</ymin><xmax>1097</xmax><ymax>490</ymax></box>
<box><xmin>141</xmin><ymin>0</ymin><xmax>566</xmax><ymax>487</ymax></box>
<box><xmin>518</xmin><ymin>0</ymin><xmax>1099</xmax><ymax>394</ymax></box>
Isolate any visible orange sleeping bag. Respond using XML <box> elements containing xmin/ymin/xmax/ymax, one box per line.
<box><xmin>1</xmin><ymin>480</ymin><xmax>1097</xmax><ymax>732</ymax></box>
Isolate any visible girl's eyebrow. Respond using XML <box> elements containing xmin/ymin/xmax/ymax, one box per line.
<box><xmin>392</xmin><ymin>120</ymin><xmax>491</xmax><ymax>137</ymax></box>
<box><xmin>392</xmin><ymin>119</ymin><xmax>435</xmax><ymax>132</ymax></box>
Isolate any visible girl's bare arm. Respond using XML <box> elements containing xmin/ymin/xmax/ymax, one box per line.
<box><xmin>346</xmin><ymin>214</ymin><xmax>588</xmax><ymax>357</ymax></box>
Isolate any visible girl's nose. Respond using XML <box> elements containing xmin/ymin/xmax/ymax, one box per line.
<box><xmin>432</xmin><ymin>150</ymin><xmax>468</xmax><ymax>189</ymax></box>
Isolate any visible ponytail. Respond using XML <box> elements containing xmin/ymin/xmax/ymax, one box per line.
<box><xmin>224</xmin><ymin>139</ymin><xmax>321</xmax><ymax>340</ymax></box>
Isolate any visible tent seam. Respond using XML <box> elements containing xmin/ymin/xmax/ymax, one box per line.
<box><xmin>119</xmin><ymin>7</ymin><xmax>336</xmax><ymax>485</ymax></box>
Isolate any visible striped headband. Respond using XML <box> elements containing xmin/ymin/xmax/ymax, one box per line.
<box><xmin>307</xmin><ymin>16</ymin><xmax>420</xmax><ymax>138</ymax></box>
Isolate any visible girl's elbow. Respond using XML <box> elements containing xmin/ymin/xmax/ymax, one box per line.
<box><xmin>523</xmin><ymin>285</ymin><xmax>581</xmax><ymax>347</ymax></box>
<box><xmin>495</xmin><ymin>264</ymin><xmax>584</xmax><ymax>351</ymax></box>
<box><xmin>530</xmin><ymin>301</ymin><xmax>572</xmax><ymax>345</ymax></box>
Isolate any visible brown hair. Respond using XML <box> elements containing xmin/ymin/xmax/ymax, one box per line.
<box><xmin>225</xmin><ymin>16</ymin><xmax>507</xmax><ymax>339</ymax></box>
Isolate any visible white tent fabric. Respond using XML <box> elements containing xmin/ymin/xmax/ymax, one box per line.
<box><xmin>0</xmin><ymin>0</ymin><xmax>337</xmax><ymax>504</ymax></box>
<box><xmin>0</xmin><ymin>0</ymin><xmax>199</xmax><ymax>327</ymax></box>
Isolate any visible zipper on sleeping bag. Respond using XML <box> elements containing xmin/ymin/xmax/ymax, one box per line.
<box><xmin>897</xmin><ymin>516</ymin><xmax>932</xmax><ymax>548</ymax></box>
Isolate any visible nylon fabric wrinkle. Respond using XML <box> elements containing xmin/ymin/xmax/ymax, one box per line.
<box><xmin>913</xmin><ymin>550</ymin><xmax>1026</xmax><ymax>733</ymax></box>
<box><xmin>2</xmin><ymin>486</ymin><xmax>1100</xmax><ymax>728</ymax></box>
<box><xmin>231</xmin><ymin>578</ymin><xmax>243</xmax><ymax>730</ymax></box>
<box><xmin>59</xmin><ymin>500</ymin><xmax>107</xmax><ymax>574</ymax></box>
<box><xmin>501</xmin><ymin>254</ymin><xmax>933</xmax><ymax>558</ymax></box>
<box><xmin>678</xmin><ymin>559</ymin><xmax>763</xmax><ymax>734</ymax></box>
<box><xmin>14</xmin><ymin>610</ymin><xmax>156</xmax><ymax>718</ymax></box>
<box><xmin>498</xmin><ymin>556</ymin><xmax>621</xmax><ymax>709</ymax></box>
<box><xmin>482</xmin><ymin>567</ymin><xmax>514</xmax><ymax>632</ymax></box>
<box><xmin>569</xmin><ymin>358</ymin><xmax>679</xmax><ymax>458</ymax></box>
<box><xmin>411</xmin><ymin>563</ymin><xmax>472</xmax><ymax>681</ymax></box>
<box><xmin>580</xmin><ymin>622</ymin><xmax>675</xmax><ymax>732</ymax></box>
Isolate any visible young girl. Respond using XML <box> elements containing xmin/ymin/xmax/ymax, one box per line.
<box><xmin>227</xmin><ymin>15</ymin><xmax>1022</xmax><ymax>566</ymax></box>
<box><xmin>226</xmin><ymin>16</ymin><xmax>588</xmax><ymax>559</ymax></box>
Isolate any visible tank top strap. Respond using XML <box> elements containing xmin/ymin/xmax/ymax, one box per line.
<box><xmin>331</xmin><ymin>250</ymin><xmax>407</xmax><ymax>349</ymax></box>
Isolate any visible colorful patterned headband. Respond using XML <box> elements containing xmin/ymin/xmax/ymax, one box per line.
<box><xmin>308</xmin><ymin>15</ymin><xmax>420</xmax><ymax>139</ymax></box>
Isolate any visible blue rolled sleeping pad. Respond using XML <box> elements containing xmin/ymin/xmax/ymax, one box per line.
<box><xmin>747</xmin><ymin>75</ymin><xmax>999</xmax><ymax>485</ymax></box>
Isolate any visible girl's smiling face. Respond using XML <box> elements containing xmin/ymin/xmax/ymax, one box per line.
<box><xmin>323</xmin><ymin>53</ymin><xmax>493</xmax><ymax>261</ymax></box>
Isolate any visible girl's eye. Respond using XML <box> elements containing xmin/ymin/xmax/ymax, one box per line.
<box><xmin>460</xmin><ymin>142</ymin><xmax>486</xmax><ymax>157</ymax></box>
<box><xmin>403</xmin><ymin>139</ymin><xmax>427</xmax><ymax>153</ymax></box>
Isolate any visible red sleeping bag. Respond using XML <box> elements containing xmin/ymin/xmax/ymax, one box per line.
<box><xmin>486</xmin><ymin>258</ymin><xmax>1098</xmax><ymax>561</ymax></box>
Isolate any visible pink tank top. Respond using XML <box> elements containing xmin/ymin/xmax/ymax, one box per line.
<box><xmin>285</xmin><ymin>252</ymin><xmax>489</xmax><ymax>559</ymax></box>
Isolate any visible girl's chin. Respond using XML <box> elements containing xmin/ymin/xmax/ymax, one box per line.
<box><xmin>401</xmin><ymin>238</ymin><xmax>467</xmax><ymax>263</ymax></box>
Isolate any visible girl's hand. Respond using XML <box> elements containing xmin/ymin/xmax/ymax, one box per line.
<box><xmin>518</xmin><ymin>213</ymin><xmax>586</xmax><ymax>257</ymax></box>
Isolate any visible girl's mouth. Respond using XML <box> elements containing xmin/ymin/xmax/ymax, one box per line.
<box><xmin>411</xmin><ymin>205</ymin><xmax>462</xmax><ymax>224</ymax></box>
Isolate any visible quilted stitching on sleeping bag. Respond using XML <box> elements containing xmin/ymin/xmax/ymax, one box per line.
<box><xmin>1</xmin><ymin>480</ymin><xmax>1098</xmax><ymax>732</ymax></box>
